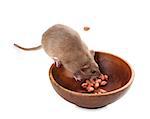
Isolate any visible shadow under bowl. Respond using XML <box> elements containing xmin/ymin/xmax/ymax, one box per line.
<box><xmin>49</xmin><ymin>51</ymin><xmax>134</xmax><ymax>108</ymax></box>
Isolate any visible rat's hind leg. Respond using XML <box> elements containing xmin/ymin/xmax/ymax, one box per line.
<box><xmin>53</xmin><ymin>57</ymin><xmax>62</xmax><ymax>68</ymax></box>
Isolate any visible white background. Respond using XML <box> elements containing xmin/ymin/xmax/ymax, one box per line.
<box><xmin>0</xmin><ymin>0</ymin><xmax>150</xmax><ymax>118</ymax></box>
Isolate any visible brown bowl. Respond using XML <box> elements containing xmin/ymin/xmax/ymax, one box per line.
<box><xmin>49</xmin><ymin>52</ymin><xmax>134</xmax><ymax>108</ymax></box>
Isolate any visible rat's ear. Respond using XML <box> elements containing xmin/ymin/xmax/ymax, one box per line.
<box><xmin>90</xmin><ymin>50</ymin><xmax>95</xmax><ymax>57</ymax></box>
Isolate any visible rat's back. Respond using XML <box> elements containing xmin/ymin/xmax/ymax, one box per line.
<box><xmin>41</xmin><ymin>24</ymin><xmax>88</xmax><ymax>60</ymax></box>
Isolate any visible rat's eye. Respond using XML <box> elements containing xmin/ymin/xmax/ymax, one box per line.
<box><xmin>91</xmin><ymin>70</ymin><xmax>96</xmax><ymax>74</ymax></box>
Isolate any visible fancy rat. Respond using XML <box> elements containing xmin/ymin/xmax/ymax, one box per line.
<box><xmin>14</xmin><ymin>24</ymin><xmax>101</xmax><ymax>81</ymax></box>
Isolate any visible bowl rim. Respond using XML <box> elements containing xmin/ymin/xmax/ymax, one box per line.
<box><xmin>49</xmin><ymin>51</ymin><xmax>135</xmax><ymax>96</ymax></box>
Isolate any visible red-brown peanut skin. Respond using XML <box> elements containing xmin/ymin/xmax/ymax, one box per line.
<box><xmin>86</xmin><ymin>86</ymin><xmax>94</xmax><ymax>92</ymax></box>
<box><xmin>94</xmin><ymin>82</ymin><xmax>100</xmax><ymax>89</ymax></box>
<box><xmin>100</xmin><ymin>81</ymin><xmax>107</xmax><ymax>86</ymax></box>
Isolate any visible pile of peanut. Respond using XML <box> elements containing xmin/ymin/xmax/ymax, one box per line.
<box><xmin>81</xmin><ymin>74</ymin><xmax>108</xmax><ymax>94</ymax></box>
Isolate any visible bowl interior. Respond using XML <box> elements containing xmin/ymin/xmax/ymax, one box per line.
<box><xmin>51</xmin><ymin>52</ymin><xmax>132</xmax><ymax>93</ymax></box>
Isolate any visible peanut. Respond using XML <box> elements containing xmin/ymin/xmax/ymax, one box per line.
<box><xmin>88</xmin><ymin>83</ymin><xmax>94</xmax><ymax>87</ymax></box>
<box><xmin>99</xmin><ymin>89</ymin><xmax>107</xmax><ymax>93</ymax></box>
<box><xmin>86</xmin><ymin>86</ymin><xmax>94</xmax><ymax>92</ymax></box>
<box><xmin>96</xmin><ymin>79</ymin><xmax>102</xmax><ymax>83</ymax></box>
<box><xmin>81</xmin><ymin>83</ymin><xmax>88</xmax><ymax>88</ymax></box>
<box><xmin>100</xmin><ymin>75</ymin><xmax>105</xmax><ymax>80</ymax></box>
<box><xmin>104</xmin><ymin>74</ymin><xmax>108</xmax><ymax>79</ymax></box>
<box><xmin>90</xmin><ymin>78</ymin><xmax>95</xmax><ymax>84</ymax></box>
<box><xmin>94</xmin><ymin>82</ymin><xmax>100</xmax><ymax>89</ymax></box>
<box><xmin>86</xmin><ymin>80</ymin><xmax>91</xmax><ymax>84</ymax></box>
<box><xmin>100</xmin><ymin>81</ymin><xmax>107</xmax><ymax>86</ymax></box>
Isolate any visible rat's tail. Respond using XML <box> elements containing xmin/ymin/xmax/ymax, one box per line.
<box><xmin>14</xmin><ymin>43</ymin><xmax>42</xmax><ymax>51</ymax></box>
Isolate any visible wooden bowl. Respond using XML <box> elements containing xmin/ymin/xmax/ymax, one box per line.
<box><xmin>49</xmin><ymin>52</ymin><xmax>134</xmax><ymax>108</ymax></box>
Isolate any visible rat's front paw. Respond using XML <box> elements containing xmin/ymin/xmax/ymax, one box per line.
<box><xmin>55</xmin><ymin>60</ymin><xmax>62</xmax><ymax>68</ymax></box>
<box><xmin>73</xmin><ymin>75</ymin><xmax>82</xmax><ymax>81</ymax></box>
<box><xmin>53</xmin><ymin>57</ymin><xmax>62</xmax><ymax>68</ymax></box>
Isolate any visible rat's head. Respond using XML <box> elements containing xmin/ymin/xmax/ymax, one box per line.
<box><xmin>73</xmin><ymin>62</ymin><xmax>101</xmax><ymax>82</ymax></box>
